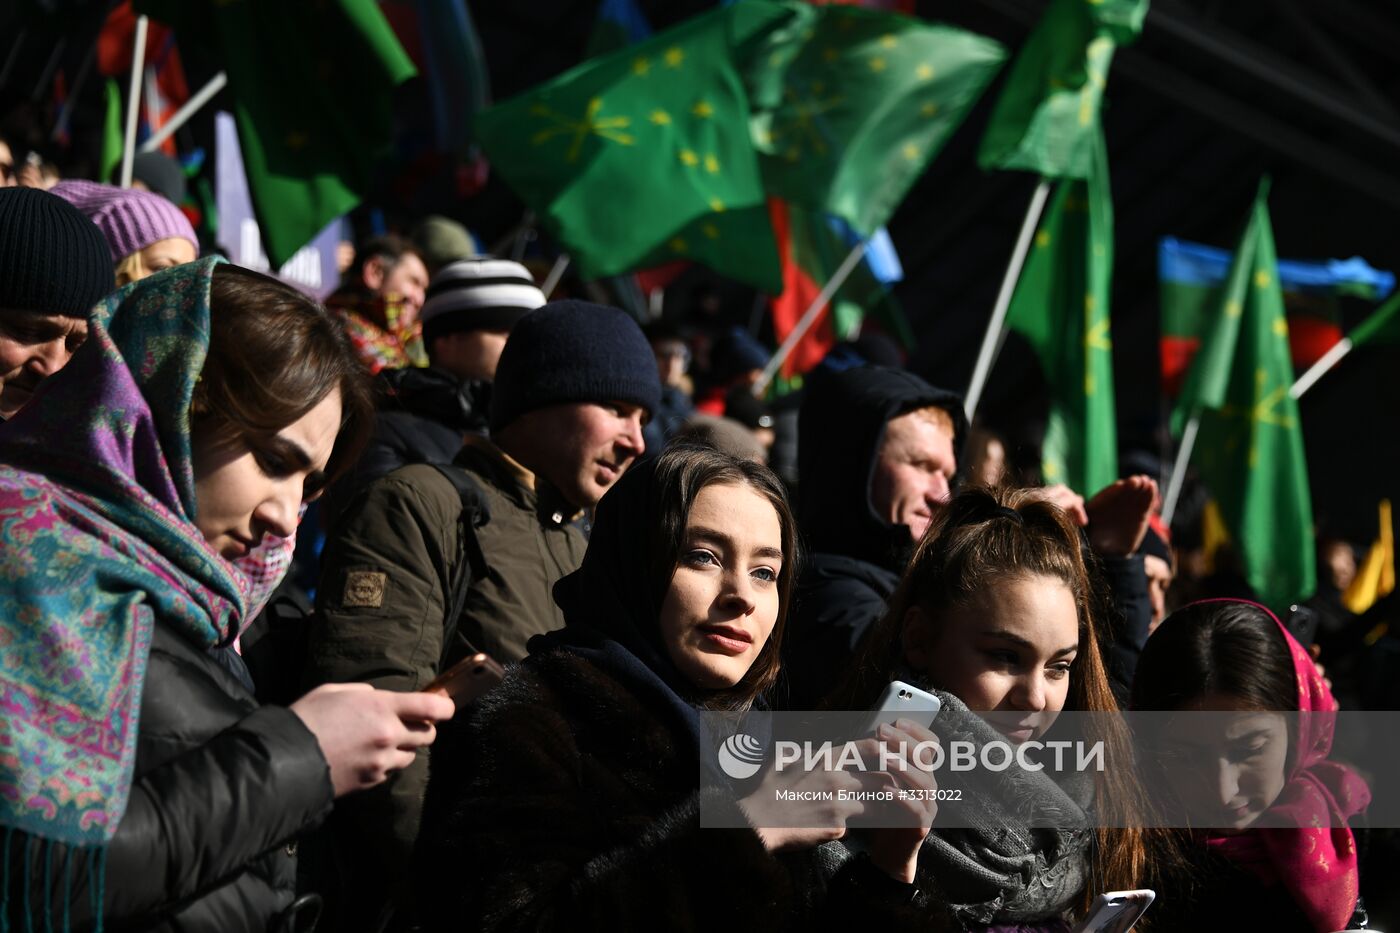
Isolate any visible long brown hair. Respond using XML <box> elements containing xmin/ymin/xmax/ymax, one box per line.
<box><xmin>838</xmin><ymin>484</ymin><xmax>1166</xmax><ymax>917</ymax></box>
<box><xmin>193</xmin><ymin>264</ymin><xmax>374</xmax><ymax>485</ymax></box>
<box><xmin>646</xmin><ymin>444</ymin><xmax>800</xmax><ymax>710</ymax></box>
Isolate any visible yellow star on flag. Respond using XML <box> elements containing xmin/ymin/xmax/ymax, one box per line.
<box><xmin>669</xmin><ymin>237</ymin><xmax>688</xmax><ymax>253</ymax></box>
<box><xmin>632</xmin><ymin>57</ymin><xmax>650</xmax><ymax>76</ymax></box>
<box><xmin>678</xmin><ymin>149</ymin><xmax>699</xmax><ymax>166</ymax></box>
<box><xmin>703</xmin><ymin>223</ymin><xmax>721</xmax><ymax>239</ymax></box>
<box><xmin>921</xmin><ymin>102</ymin><xmax>939</xmax><ymax>118</ymax></box>
<box><xmin>664</xmin><ymin>47</ymin><xmax>685</xmax><ymax>68</ymax></box>
<box><xmin>650</xmin><ymin>110</ymin><xmax>671</xmax><ymax>125</ymax></box>
<box><xmin>709</xmin><ymin>198</ymin><xmax>726</xmax><ymax>213</ymax></box>
<box><xmin>1256</xmin><ymin>271</ymin><xmax>1272</xmax><ymax>288</ymax></box>
<box><xmin>902</xmin><ymin>143</ymin><xmax>919</xmax><ymax>161</ymax></box>
<box><xmin>880</xmin><ymin>34</ymin><xmax>898</xmax><ymax>49</ymax></box>
<box><xmin>916</xmin><ymin>64</ymin><xmax>935</xmax><ymax>80</ymax></box>
<box><xmin>704</xmin><ymin>154</ymin><xmax>720</xmax><ymax>173</ymax></box>
<box><xmin>692</xmin><ymin>100</ymin><xmax>714</xmax><ymax>119</ymax></box>
<box><xmin>869</xmin><ymin>57</ymin><xmax>887</xmax><ymax>73</ymax></box>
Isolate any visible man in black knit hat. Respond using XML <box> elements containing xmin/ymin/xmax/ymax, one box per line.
<box><xmin>302</xmin><ymin>299</ymin><xmax>660</xmax><ymax>932</ymax></box>
<box><xmin>0</xmin><ymin>187</ymin><xmax>115</xmax><ymax>419</ymax></box>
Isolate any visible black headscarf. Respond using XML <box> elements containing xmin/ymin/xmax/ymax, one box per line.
<box><xmin>530</xmin><ymin>455</ymin><xmax>704</xmax><ymax>748</ymax></box>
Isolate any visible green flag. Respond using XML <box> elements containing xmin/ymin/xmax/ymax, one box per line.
<box><xmin>1177</xmin><ymin>181</ymin><xmax>1316</xmax><ymax>609</ymax></box>
<box><xmin>748</xmin><ymin>5</ymin><xmax>1006</xmax><ymax>236</ymax></box>
<box><xmin>978</xmin><ymin>0</ymin><xmax>1147</xmax><ymax>179</ymax></box>
<box><xmin>475</xmin><ymin>4</ymin><xmax>796</xmax><ymax>292</ymax></box>
<box><xmin>100</xmin><ymin>79</ymin><xmax>124</xmax><ymax>185</ymax></box>
<box><xmin>1004</xmin><ymin>126</ymin><xmax>1116</xmax><ymax>494</ymax></box>
<box><xmin>136</xmin><ymin>0</ymin><xmax>415</xmax><ymax>267</ymax></box>
<box><xmin>1350</xmin><ymin>291</ymin><xmax>1400</xmax><ymax>347</ymax></box>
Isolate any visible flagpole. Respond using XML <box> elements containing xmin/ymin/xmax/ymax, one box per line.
<box><xmin>119</xmin><ymin>15</ymin><xmax>149</xmax><ymax>188</ymax></box>
<box><xmin>541</xmin><ymin>253</ymin><xmax>570</xmax><ymax>298</ymax></box>
<box><xmin>752</xmin><ymin>240</ymin><xmax>867</xmax><ymax>398</ymax></box>
<box><xmin>964</xmin><ymin>178</ymin><xmax>1053</xmax><ymax>421</ymax></box>
<box><xmin>1289</xmin><ymin>337</ymin><xmax>1353</xmax><ymax>399</ymax></box>
<box><xmin>139</xmin><ymin>71</ymin><xmax>227</xmax><ymax>153</ymax></box>
<box><xmin>1161</xmin><ymin>410</ymin><xmax>1201</xmax><ymax>527</ymax></box>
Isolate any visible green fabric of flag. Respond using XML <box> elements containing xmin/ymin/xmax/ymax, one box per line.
<box><xmin>977</xmin><ymin>0</ymin><xmax>1148</xmax><ymax>179</ymax></box>
<box><xmin>1004</xmin><ymin>127</ymin><xmax>1116</xmax><ymax>495</ymax></box>
<box><xmin>1177</xmin><ymin>181</ymin><xmax>1316</xmax><ymax>609</ymax></box>
<box><xmin>100</xmin><ymin>78</ymin><xmax>124</xmax><ymax>185</ymax></box>
<box><xmin>136</xmin><ymin>0</ymin><xmax>416</xmax><ymax>267</ymax></box>
<box><xmin>1350</xmin><ymin>291</ymin><xmax>1400</xmax><ymax>346</ymax></box>
<box><xmin>747</xmin><ymin>4</ymin><xmax>1006</xmax><ymax>236</ymax></box>
<box><xmin>475</xmin><ymin>4</ymin><xmax>796</xmax><ymax>292</ymax></box>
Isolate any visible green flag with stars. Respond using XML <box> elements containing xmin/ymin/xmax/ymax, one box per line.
<box><xmin>136</xmin><ymin>0</ymin><xmax>416</xmax><ymax>267</ymax></box>
<box><xmin>1176</xmin><ymin>180</ymin><xmax>1316</xmax><ymax>609</ymax></box>
<box><xmin>977</xmin><ymin>0</ymin><xmax>1147</xmax><ymax>179</ymax></box>
<box><xmin>1004</xmin><ymin>126</ymin><xmax>1116</xmax><ymax>495</ymax></box>
<box><xmin>475</xmin><ymin>4</ymin><xmax>797</xmax><ymax>291</ymax></box>
<box><xmin>747</xmin><ymin>4</ymin><xmax>1006</xmax><ymax>236</ymax></box>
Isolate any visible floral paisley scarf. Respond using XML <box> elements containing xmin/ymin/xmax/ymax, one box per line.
<box><xmin>0</xmin><ymin>257</ymin><xmax>250</xmax><ymax>848</ymax></box>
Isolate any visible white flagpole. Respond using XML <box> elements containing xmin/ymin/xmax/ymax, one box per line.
<box><xmin>1161</xmin><ymin>411</ymin><xmax>1201</xmax><ymax>527</ymax></box>
<box><xmin>139</xmin><ymin>71</ymin><xmax>227</xmax><ymax>154</ymax></box>
<box><xmin>751</xmin><ymin>240</ymin><xmax>867</xmax><ymax>397</ymax></box>
<box><xmin>118</xmin><ymin>15</ymin><xmax>149</xmax><ymax>188</ymax></box>
<box><xmin>1289</xmin><ymin>337</ymin><xmax>1353</xmax><ymax>399</ymax></box>
<box><xmin>541</xmin><ymin>253</ymin><xmax>571</xmax><ymax>298</ymax></box>
<box><xmin>963</xmin><ymin>179</ymin><xmax>1053</xmax><ymax>421</ymax></box>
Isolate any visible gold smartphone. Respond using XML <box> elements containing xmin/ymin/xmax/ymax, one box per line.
<box><xmin>423</xmin><ymin>652</ymin><xmax>504</xmax><ymax>705</ymax></box>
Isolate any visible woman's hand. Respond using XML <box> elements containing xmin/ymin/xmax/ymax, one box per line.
<box><xmin>739</xmin><ymin>749</ymin><xmax>869</xmax><ymax>853</ymax></box>
<box><xmin>290</xmin><ymin>683</ymin><xmax>456</xmax><ymax>797</ymax></box>
<box><xmin>864</xmin><ymin>719</ymin><xmax>940</xmax><ymax>884</ymax></box>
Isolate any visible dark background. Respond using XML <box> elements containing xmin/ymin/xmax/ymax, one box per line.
<box><xmin>4</xmin><ymin>0</ymin><xmax>1397</xmax><ymax>542</ymax></box>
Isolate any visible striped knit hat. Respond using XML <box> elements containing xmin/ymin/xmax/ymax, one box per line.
<box><xmin>51</xmin><ymin>179</ymin><xmax>197</xmax><ymax>263</ymax></box>
<box><xmin>0</xmin><ymin>186</ymin><xmax>115</xmax><ymax>317</ymax></box>
<box><xmin>419</xmin><ymin>257</ymin><xmax>545</xmax><ymax>345</ymax></box>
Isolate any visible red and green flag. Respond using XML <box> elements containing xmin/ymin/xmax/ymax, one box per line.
<box><xmin>136</xmin><ymin>0</ymin><xmax>416</xmax><ymax>266</ymax></box>
<box><xmin>978</xmin><ymin>0</ymin><xmax>1147</xmax><ymax>179</ymax></box>
<box><xmin>767</xmin><ymin>198</ymin><xmax>913</xmax><ymax>379</ymax></box>
<box><xmin>1175</xmin><ymin>181</ymin><xmax>1316</xmax><ymax>609</ymax></box>
<box><xmin>748</xmin><ymin>4</ymin><xmax>1006</xmax><ymax>235</ymax></box>
<box><xmin>1004</xmin><ymin>127</ymin><xmax>1116</xmax><ymax>495</ymax></box>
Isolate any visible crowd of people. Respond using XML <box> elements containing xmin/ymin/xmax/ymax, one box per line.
<box><xmin>0</xmin><ymin>156</ymin><xmax>1388</xmax><ymax>933</ymax></box>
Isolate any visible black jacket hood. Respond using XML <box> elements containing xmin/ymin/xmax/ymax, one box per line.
<box><xmin>797</xmin><ymin>365</ymin><xmax>967</xmax><ymax>570</ymax></box>
<box><xmin>377</xmin><ymin>365</ymin><xmax>490</xmax><ymax>434</ymax></box>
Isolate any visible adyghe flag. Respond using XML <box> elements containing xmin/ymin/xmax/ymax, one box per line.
<box><xmin>474</xmin><ymin>3</ymin><xmax>796</xmax><ymax>292</ymax></box>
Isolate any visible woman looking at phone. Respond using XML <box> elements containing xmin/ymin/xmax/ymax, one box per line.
<box><xmin>416</xmin><ymin>445</ymin><xmax>942</xmax><ymax>931</ymax></box>
<box><xmin>1131</xmin><ymin>599</ymin><xmax>1370</xmax><ymax>931</ymax></box>
<box><xmin>0</xmin><ymin>259</ymin><xmax>455</xmax><ymax>931</ymax></box>
<box><xmin>834</xmin><ymin>486</ymin><xmax>1163</xmax><ymax>930</ymax></box>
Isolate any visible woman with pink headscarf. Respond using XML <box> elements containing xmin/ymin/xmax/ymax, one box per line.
<box><xmin>1132</xmin><ymin>599</ymin><xmax>1371</xmax><ymax>931</ymax></box>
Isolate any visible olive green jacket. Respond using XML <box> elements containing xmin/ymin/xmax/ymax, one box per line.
<box><xmin>301</xmin><ymin>437</ymin><xmax>586</xmax><ymax>932</ymax></box>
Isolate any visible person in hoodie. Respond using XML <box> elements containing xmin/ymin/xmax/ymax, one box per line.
<box><xmin>781</xmin><ymin>364</ymin><xmax>965</xmax><ymax>710</ymax></box>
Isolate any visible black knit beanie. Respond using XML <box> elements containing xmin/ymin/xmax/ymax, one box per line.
<box><xmin>490</xmin><ymin>299</ymin><xmax>662</xmax><ymax>433</ymax></box>
<box><xmin>0</xmin><ymin>187</ymin><xmax>115</xmax><ymax>317</ymax></box>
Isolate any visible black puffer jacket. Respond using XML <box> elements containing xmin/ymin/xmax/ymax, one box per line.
<box><xmin>8</xmin><ymin>624</ymin><xmax>334</xmax><ymax>933</ymax></box>
<box><xmin>783</xmin><ymin>365</ymin><xmax>966</xmax><ymax>709</ymax></box>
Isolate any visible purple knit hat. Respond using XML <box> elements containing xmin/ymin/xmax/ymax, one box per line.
<box><xmin>51</xmin><ymin>179</ymin><xmax>198</xmax><ymax>263</ymax></box>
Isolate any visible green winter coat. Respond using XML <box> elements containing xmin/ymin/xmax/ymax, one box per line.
<box><xmin>301</xmin><ymin>436</ymin><xmax>587</xmax><ymax>932</ymax></box>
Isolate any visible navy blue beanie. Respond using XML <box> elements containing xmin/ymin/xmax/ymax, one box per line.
<box><xmin>490</xmin><ymin>299</ymin><xmax>662</xmax><ymax>433</ymax></box>
<box><xmin>0</xmin><ymin>187</ymin><xmax>115</xmax><ymax>317</ymax></box>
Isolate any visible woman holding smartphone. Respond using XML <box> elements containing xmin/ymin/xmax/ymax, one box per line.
<box><xmin>1131</xmin><ymin>599</ymin><xmax>1370</xmax><ymax>931</ymax></box>
<box><xmin>0</xmin><ymin>259</ymin><xmax>455</xmax><ymax>931</ymax></box>
<box><xmin>416</xmin><ymin>445</ymin><xmax>942</xmax><ymax>932</ymax></box>
<box><xmin>833</xmin><ymin>486</ymin><xmax>1162</xmax><ymax>930</ymax></box>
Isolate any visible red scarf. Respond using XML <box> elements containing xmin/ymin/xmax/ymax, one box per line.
<box><xmin>1194</xmin><ymin>599</ymin><xmax>1370</xmax><ymax>932</ymax></box>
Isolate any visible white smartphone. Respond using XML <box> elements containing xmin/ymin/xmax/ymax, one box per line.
<box><xmin>862</xmin><ymin>680</ymin><xmax>942</xmax><ymax>734</ymax></box>
<box><xmin>1071</xmin><ymin>889</ymin><xmax>1155</xmax><ymax>933</ymax></box>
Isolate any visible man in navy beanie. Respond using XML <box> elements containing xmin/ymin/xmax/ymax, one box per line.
<box><xmin>0</xmin><ymin>187</ymin><xmax>115</xmax><ymax>419</ymax></box>
<box><xmin>303</xmin><ymin>299</ymin><xmax>660</xmax><ymax>932</ymax></box>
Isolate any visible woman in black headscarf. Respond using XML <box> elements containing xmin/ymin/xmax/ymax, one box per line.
<box><xmin>415</xmin><ymin>444</ymin><xmax>942</xmax><ymax>932</ymax></box>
